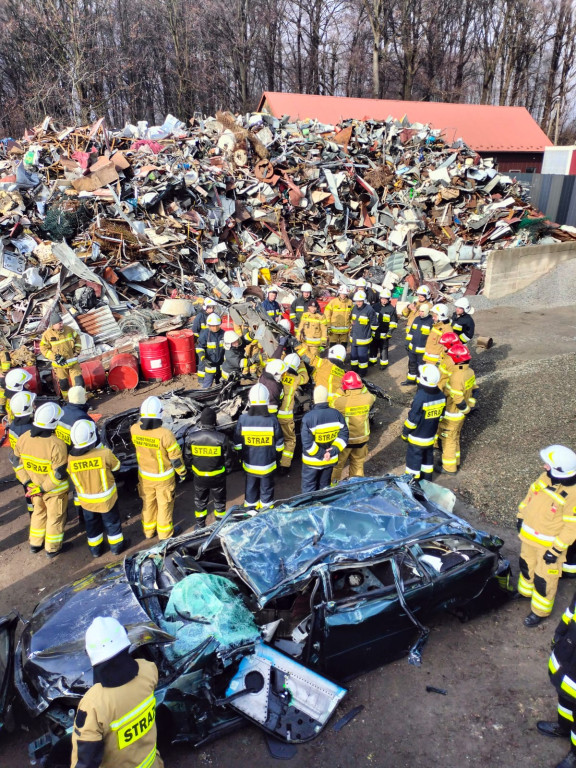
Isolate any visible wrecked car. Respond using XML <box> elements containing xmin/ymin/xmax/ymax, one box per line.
<box><xmin>0</xmin><ymin>476</ymin><xmax>511</xmax><ymax>764</ymax></box>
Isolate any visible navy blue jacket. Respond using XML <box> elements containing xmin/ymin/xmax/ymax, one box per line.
<box><xmin>402</xmin><ymin>385</ymin><xmax>446</xmax><ymax>447</ymax></box>
<box><xmin>451</xmin><ymin>311</ymin><xmax>475</xmax><ymax>343</ymax></box>
<box><xmin>373</xmin><ymin>301</ymin><xmax>398</xmax><ymax>338</ymax></box>
<box><xmin>408</xmin><ymin>315</ymin><xmax>434</xmax><ymax>354</ymax></box>
<box><xmin>233</xmin><ymin>407</ymin><xmax>284</xmax><ymax>475</ymax></box>
<box><xmin>187</xmin><ymin>425</ymin><xmax>230</xmax><ymax>478</ymax></box>
<box><xmin>192</xmin><ymin>310</ymin><xmax>208</xmax><ymax>338</ymax></box>
<box><xmin>301</xmin><ymin>402</ymin><xmax>348</xmax><ymax>468</ymax></box>
<box><xmin>55</xmin><ymin>403</ymin><xmax>94</xmax><ymax>446</ymax></box>
<box><xmin>290</xmin><ymin>295</ymin><xmax>313</xmax><ymax>325</ymax></box>
<box><xmin>261</xmin><ymin>299</ymin><xmax>282</xmax><ymax>323</ymax></box>
<box><xmin>197</xmin><ymin>329</ymin><xmax>225</xmax><ymax>366</ymax></box>
<box><xmin>350</xmin><ymin>303</ymin><xmax>378</xmax><ymax>345</ymax></box>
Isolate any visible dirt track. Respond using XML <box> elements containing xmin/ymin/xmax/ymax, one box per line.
<box><xmin>1</xmin><ymin>304</ymin><xmax>576</xmax><ymax>768</ymax></box>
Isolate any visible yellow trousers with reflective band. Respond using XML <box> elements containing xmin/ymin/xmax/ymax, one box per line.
<box><xmin>29</xmin><ymin>492</ymin><xmax>68</xmax><ymax>553</ymax></box>
<box><xmin>138</xmin><ymin>478</ymin><xmax>176</xmax><ymax>540</ymax></box>
<box><xmin>54</xmin><ymin>363</ymin><xmax>83</xmax><ymax>398</ymax></box>
<box><xmin>279</xmin><ymin>418</ymin><xmax>296</xmax><ymax>468</ymax></box>
<box><xmin>331</xmin><ymin>443</ymin><xmax>368</xmax><ymax>483</ymax></box>
<box><xmin>328</xmin><ymin>332</ymin><xmax>348</xmax><ymax>346</ymax></box>
<box><xmin>518</xmin><ymin>540</ymin><xmax>566</xmax><ymax>617</ymax></box>
<box><xmin>438</xmin><ymin>417</ymin><xmax>465</xmax><ymax>472</ymax></box>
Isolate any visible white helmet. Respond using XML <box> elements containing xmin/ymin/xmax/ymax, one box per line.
<box><xmin>284</xmin><ymin>293</ymin><xmax>296</xmax><ymax>304</ymax></box>
<box><xmin>454</xmin><ymin>297</ymin><xmax>474</xmax><ymax>315</ymax></box>
<box><xmin>540</xmin><ymin>445</ymin><xmax>576</xmax><ymax>479</ymax></box>
<box><xmin>328</xmin><ymin>344</ymin><xmax>346</xmax><ymax>363</ymax></box>
<box><xmin>301</xmin><ymin>283</ymin><xmax>313</xmax><ymax>293</ymax></box>
<box><xmin>356</xmin><ymin>278</ymin><xmax>367</xmax><ymax>287</ymax></box>
<box><xmin>5</xmin><ymin>368</ymin><xmax>32</xmax><ymax>392</ymax></box>
<box><xmin>314</xmin><ymin>385</ymin><xmax>329</xmax><ymax>404</ymax></box>
<box><xmin>431</xmin><ymin>304</ymin><xmax>450</xmax><ymax>322</ymax></box>
<box><xmin>418</xmin><ymin>364</ymin><xmax>441</xmax><ymax>387</ymax></box>
<box><xmin>249</xmin><ymin>382</ymin><xmax>270</xmax><ymax>405</ymax></box>
<box><xmin>353</xmin><ymin>291</ymin><xmax>366</xmax><ymax>302</ymax></box>
<box><xmin>223</xmin><ymin>330</ymin><xmax>240</xmax><ymax>349</ymax></box>
<box><xmin>278</xmin><ymin>319</ymin><xmax>292</xmax><ymax>334</ymax></box>
<box><xmin>140</xmin><ymin>395</ymin><xmax>163</xmax><ymax>419</ymax></box>
<box><xmin>338</xmin><ymin>285</ymin><xmax>349</xmax><ymax>296</ymax></box>
<box><xmin>33</xmin><ymin>401</ymin><xmax>63</xmax><ymax>430</ymax></box>
<box><xmin>380</xmin><ymin>289</ymin><xmax>392</xmax><ymax>299</ymax></box>
<box><xmin>10</xmin><ymin>391</ymin><xmax>36</xmax><ymax>418</ymax></box>
<box><xmin>267</xmin><ymin>285</ymin><xmax>279</xmax><ymax>295</ymax></box>
<box><xmin>207</xmin><ymin>313</ymin><xmax>222</xmax><ymax>327</ymax></box>
<box><xmin>419</xmin><ymin>303</ymin><xmax>430</xmax><ymax>318</ymax></box>
<box><xmin>416</xmin><ymin>286</ymin><xmax>431</xmax><ymax>299</ymax></box>
<box><xmin>284</xmin><ymin>353</ymin><xmax>301</xmax><ymax>372</ymax></box>
<box><xmin>203</xmin><ymin>298</ymin><xmax>217</xmax><ymax>309</ymax></box>
<box><xmin>85</xmin><ymin>616</ymin><xmax>130</xmax><ymax>666</ymax></box>
<box><xmin>71</xmin><ymin>419</ymin><xmax>97</xmax><ymax>449</ymax></box>
<box><xmin>279</xmin><ymin>294</ymin><xmax>292</xmax><ymax>306</ymax></box>
<box><xmin>265</xmin><ymin>359</ymin><xmax>288</xmax><ymax>382</ymax></box>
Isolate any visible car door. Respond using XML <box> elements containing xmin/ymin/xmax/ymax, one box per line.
<box><xmin>0</xmin><ymin>614</ymin><xmax>18</xmax><ymax>733</ymax></box>
<box><xmin>314</xmin><ymin>550</ymin><xmax>433</xmax><ymax>680</ymax></box>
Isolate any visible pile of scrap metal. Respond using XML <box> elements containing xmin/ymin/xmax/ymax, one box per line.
<box><xmin>0</xmin><ymin>111</ymin><xmax>570</xmax><ymax>372</ymax></box>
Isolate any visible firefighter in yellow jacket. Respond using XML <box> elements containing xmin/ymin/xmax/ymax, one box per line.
<box><xmin>0</xmin><ymin>341</ymin><xmax>12</xmax><ymax>415</ymax></box>
<box><xmin>313</xmin><ymin>345</ymin><xmax>347</xmax><ymax>405</ymax></box>
<box><xmin>40</xmin><ymin>308</ymin><xmax>84</xmax><ymax>400</ymax></box>
<box><xmin>68</xmin><ymin>420</ymin><xmax>127</xmax><ymax>558</ymax></box>
<box><xmin>437</xmin><ymin>343</ymin><xmax>476</xmax><ymax>474</ymax></box>
<box><xmin>278</xmin><ymin>353</ymin><xmax>308</xmax><ymax>471</ymax></box>
<box><xmin>401</xmin><ymin>285</ymin><xmax>431</xmax><ymax>346</ymax></box>
<box><xmin>13</xmin><ymin>401</ymin><xmax>69</xmax><ymax>557</ymax></box>
<box><xmin>324</xmin><ymin>286</ymin><xmax>353</xmax><ymax>346</ymax></box>
<box><xmin>297</xmin><ymin>300</ymin><xmax>327</xmax><ymax>362</ymax></box>
<box><xmin>71</xmin><ymin>616</ymin><xmax>164</xmax><ymax>768</ymax></box>
<box><xmin>423</xmin><ymin>304</ymin><xmax>452</xmax><ymax>365</ymax></box>
<box><xmin>331</xmin><ymin>371</ymin><xmax>375</xmax><ymax>483</ymax></box>
<box><xmin>130</xmin><ymin>396</ymin><xmax>186</xmax><ymax>540</ymax></box>
<box><xmin>517</xmin><ymin>445</ymin><xmax>576</xmax><ymax>627</ymax></box>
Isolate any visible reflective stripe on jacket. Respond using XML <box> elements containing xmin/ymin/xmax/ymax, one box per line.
<box><xmin>68</xmin><ymin>446</ymin><xmax>120</xmax><ymax>512</ymax></box>
<box><xmin>40</xmin><ymin>325</ymin><xmax>82</xmax><ymax>368</ymax></box>
<box><xmin>374</xmin><ymin>302</ymin><xmax>398</xmax><ymax>338</ymax></box>
<box><xmin>423</xmin><ymin>320</ymin><xmax>452</xmax><ymax>363</ymax></box>
<box><xmin>233</xmin><ymin>411</ymin><xmax>284</xmax><ymax>475</ymax></box>
<box><xmin>407</xmin><ymin>315</ymin><xmax>434</xmax><ymax>354</ymax></box>
<box><xmin>313</xmin><ymin>358</ymin><xmax>345</xmax><ymax>404</ymax></box>
<box><xmin>324</xmin><ymin>297</ymin><xmax>353</xmax><ymax>333</ymax></box>
<box><xmin>333</xmin><ymin>388</ymin><xmax>376</xmax><ymax>445</ymax></box>
<box><xmin>187</xmin><ymin>426</ymin><xmax>228</xmax><ymax>477</ymax></box>
<box><xmin>301</xmin><ymin>403</ymin><xmax>348</xmax><ymax>467</ymax></box>
<box><xmin>14</xmin><ymin>432</ymin><xmax>69</xmax><ymax>496</ymax></box>
<box><xmin>517</xmin><ymin>471</ymin><xmax>576</xmax><ymax>553</ymax></box>
<box><xmin>442</xmin><ymin>363</ymin><xmax>476</xmax><ymax>421</ymax></box>
<box><xmin>350</xmin><ymin>304</ymin><xmax>378</xmax><ymax>345</ymax></box>
<box><xmin>130</xmin><ymin>423</ymin><xmax>184</xmax><ymax>483</ymax></box>
<box><xmin>402</xmin><ymin>386</ymin><xmax>446</xmax><ymax>447</ymax></box>
<box><xmin>297</xmin><ymin>313</ymin><xmax>327</xmax><ymax>347</ymax></box>
<box><xmin>451</xmin><ymin>312</ymin><xmax>475</xmax><ymax>343</ymax></box>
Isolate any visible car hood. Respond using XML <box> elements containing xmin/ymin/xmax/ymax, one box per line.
<box><xmin>220</xmin><ymin>476</ymin><xmax>502</xmax><ymax>606</ymax></box>
<box><xmin>18</xmin><ymin>560</ymin><xmax>173</xmax><ymax>711</ymax></box>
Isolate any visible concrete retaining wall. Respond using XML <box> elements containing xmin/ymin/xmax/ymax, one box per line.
<box><xmin>483</xmin><ymin>242</ymin><xmax>576</xmax><ymax>299</ymax></box>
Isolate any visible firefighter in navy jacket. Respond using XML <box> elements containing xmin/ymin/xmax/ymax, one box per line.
<box><xmin>261</xmin><ymin>286</ymin><xmax>283</xmax><ymax>323</ymax></box>
<box><xmin>290</xmin><ymin>283</ymin><xmax>314</xmax><ymax>326</ymax></box>
<box><xmin>402</xmin><ymin>303</ymin><xmax>433</xmax><ymax>386</ymax></box>
<box><xmin>234</xmin><ymin>383</ymin><xmax>284</xmax><ymax>511</ymax></box>
<box><xmin>197</xmin><ymin>314</ymin><xmax>225</xmax><ymax>388</ymax></box>
<box><xmin>402</xmin><ymin>364</ymin><xmax>446</xmax><ymax>479</ymax></box>
<box><xmin>370</xmin><ymin>288</ymin><xmax>397</xmax><ymax>367</ymax></box>
<box><xmin>452</xmin><ymin>297</ymin><xmax>476</xmax><ymax>343</ymax></box>
<box><xmin>350</xmin><ymin>291</ymin><xmax>378</xmax><ymax>372</ymax></box>
<box><xmin>187</xmin><ymin>406</ymin><xmax>230</xmax><ymax>527</ymax></box>
<box><xmin>301</xmin><ymin>385</ymin><xmax>348</xmax><ymax>493</ymax></box>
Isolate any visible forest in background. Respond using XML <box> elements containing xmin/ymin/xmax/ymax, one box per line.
<box><xmin>0</xmin><ymin>0</ymin><xmax>575</xmax><ymax>141</ymax></box>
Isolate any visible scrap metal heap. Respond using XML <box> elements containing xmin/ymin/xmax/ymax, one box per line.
<box><xmin>0</xmin><ymin>111</ymin><xmax>570</xmax><ymax>359</ymax></box>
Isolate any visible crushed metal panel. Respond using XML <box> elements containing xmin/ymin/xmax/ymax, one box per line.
<box><xmin>76</xmin><ymin>306</ymin><xmax>121</xmax><ymax>344</ymax></box>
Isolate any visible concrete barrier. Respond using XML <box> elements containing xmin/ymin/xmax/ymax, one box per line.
<box><xmin>484</xmin><ymin>242</ymin><xmax>576</xmax><ymax>299</ymax></box>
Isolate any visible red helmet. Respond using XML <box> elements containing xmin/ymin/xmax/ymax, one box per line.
<box><xmin>342</xmin><ymin>371</ymin><xmax>363</xmax><ymax>391</ymax></box>
<box><xmin>439</xmin><ymin>331</ymin><xmax>459</xmax><ymax>349</ymax></box>
<box><xmin>447</xmin><ymin>343</ymin><xmax>471</xmax><ymax>364</ymax></box>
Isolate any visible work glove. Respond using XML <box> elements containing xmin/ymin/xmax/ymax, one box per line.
<box><xmin>516</xmin><ymin>518</ymin><xmax>523</xmax><ymax>533</ymax></box>
<box><xmin>55</xmin><ymin>354</ymin><xmax>67</xmax><ymax>366</ymax></box>
<box><xmin>25</xmin><ymin>482</ymin><xmax>41</xmax><ymax>497</ymax></box>
<box><xmin>177</xmin><ymin>473</ymin><xmax>187</xmax><ymax>484</ymax></box>
<box><xmin>544</xmin><ymin>550</ymin><xmax>558</xmax><ymax>564</ymax></box>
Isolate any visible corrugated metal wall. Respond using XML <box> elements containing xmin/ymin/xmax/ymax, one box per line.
<box><xmin>516</xmin><ymin>173</ymin><xmax>576</xmax><ymax>226</ymax></box>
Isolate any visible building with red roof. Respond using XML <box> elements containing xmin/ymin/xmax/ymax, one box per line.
<box><xmin>258</xmin><ymin>92</ymin><xmax>553</xmax><ymax>173</ymax></box>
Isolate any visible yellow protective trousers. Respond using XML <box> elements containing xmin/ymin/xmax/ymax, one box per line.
<box><xmin>279</xmin><ymin>418</ymin><xmax>296</xmax><ymax>468</ymax></box>
<box><xmin>138</xmin><ymin>478</ymin><xmax>176</xmax><ymax>540</ymax></box>
<box><xmin>331</xmin><ymin>443</ymin><xmax>368</xmax><ymax>483</ymax></box>
<box><xmin>518</xmin><ymin>540</ymin><xmax>566</xmax><ymax>617</ymax></box>
<box><xmin>29</xmin><ymin>492</ymin><xmax>68</xmax><ymax>553</ymax></box>
<box><xmin>438</xmin><ymin>416</ymin><xmax>465</xmax><ymax>472</ymax></box>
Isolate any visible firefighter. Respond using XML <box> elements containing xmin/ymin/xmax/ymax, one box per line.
<box><xmin>452</xmin><ymin>297</ymin><xmax>476</xmax><ymax>343</ymax></box>
<box><xmin>370</xmin><ymin>288</ymin><xmax>398</xmax><ymax>367</ymax></box>
<box><xmin>40</xmin><ymin>309</ymin><xmax>83</xmax><ymax>400</ymax></box>
<box><xmin>1</xmin><ymin>367</ymin><xmax>32</xmax><ymax>421</ymax></box>
<box><xmin>130</xmin><ymin>396</ymin><xmax>186</xmax><ymax>540</ymax></box>
<box><xmin>187</xmin><ymin>406</ymin><xmax>230</xmax><ymax>527</ymax></box>
<box><xmin>537</xmin><ymin>592</ymin><xmax>576</xmax><ymax>768</ymax></box>
<box><xmin>401</xmin><ymin>285</ymin><xmax>431</xmax><ymax>347</ymax></box>
<box><xmin>197</xmin><ymin>314</ymin><xmax>225</xmax><ymax>388</ymax></box>
<box><xmin>313</xmin><ymin>345</ymin><xmax>347</xmax><ymax>405</ymax></box>
<box><xmin>301</xmin><ymin>385</ymin><xmax>348</xmax><ymax>493</ymax></box>
<box><xmin>297</xmin><ymin>299</ymin><xmax>327</xmax><ymax>363</ymax></box>
<box><xmin>423</xmin><ymin>304</ymin><xmax>453</xmax><ymax>365</ymax></box>
<box><xmin>8</xmin><ymin>391</ymin><xmax>36</xmax><ymax>515</ymax></box>
<box><xmin>324</xmin><ymin>285</ymin><xmax>353</xmax><ymax>347</ymax></box>
<box><xmin>71</xmin><ymin>616</ymin><xmax>164</xmax><ymax>768</ymax></box>
<box><xmin>259</xmin><ymin>359</ymin><xmax>287</xmax><ymax>415</ymax></box>
<box><xmin>278</xmin><ymin>353</ymin><xmax>308</xmax><ymax>472</ymax></box>
<box><xmin>331</xmin><ymin>371</ymin><xmax>375</xmax><ymax>483</ymax></box>
<box><xmin>55</xmin><ymin>386</ymin><xmax>94</xmax><ymax>446</ymax></box>
<box><xmin>68</xmin><ymin>420</ymin><xmax>126</xmax><ymax>558</ymax></box>
<box><xmin>402</xmin><ymin>364</ymin><xmax>446</xmax><ymax>479</ymax></box>
<box><xmin>350</xmin><ymin>291</ymin><xmax>378</xmax><ymax>373</ymax></box>
<box><xmin>241</xmin><ymin>330</ymin><xmax>265</xmax><ymax>378</ymax></box>
<box><xmin>13</xmin><ymin>401</ymin><xmax>69</xmax><ymax>557</ymax></box>
<box><xmin>279</xmin><ymin>294</ymin><xmax>296</xmax><ymax>334</ymax></box>
<box><xmin>192</xmin><ymin>298</ymin><xmax>217</xmax><ymax>339</ymax></box>
<box><xmin>356</xmin><ymin>278</ymin><xmax>378</xmax><ymax>305</ymax></box>
<box><xmin>437</xmin><ymin>331</ymin><xmax>460</xmax><ymax>392</ymax></box>
<box><xmin>233</xmin><ymin>383</ymin><xmax>284</xmax><ymax>512</ymax></box>
<box><xmin>261</xmin><ymin>286</ymin><xmax>282</xmax><ymax>323</ymax></box>
<box><xmin>290</xmin><ymin>283</ymin><xmax>314</xmax><ymax>326</ymax></box>
<box><xmin>0</xmin><ymin>340</ymin><xmax>12</xmax><ymax>413</ymax></box>
<box><xmin>221</xmin><ymin>331</ymin><xmax>245</xmax><ymax>381</ymax></box>
<box><xmin>437</xmin><ymin>343</ymin><xmax>476</xmax><ymax>474</ymax></box>
<box><xmin>517</xmin><ymin>445</ymin><xmax>576</xmax><ymax>627</ymax></box>
<box><xmin>401</xmin><ymin>303</ymin><xmax>433</xmax><ymax>386</ymax></box>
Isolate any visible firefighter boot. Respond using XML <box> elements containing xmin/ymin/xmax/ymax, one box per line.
<box><xmin>556</xmin><ymin>751</ymin><xmax>576</xmax><ymax>768</ymax></box>
<box><xmin>524</xmin><ymin>611</ymin><xmax>546</xmax><ymax>627</ymax></box>
<box><xmin>537</xmin><ymin>721</ymin><xmax>570</xmax><ymax>738</ymax></box>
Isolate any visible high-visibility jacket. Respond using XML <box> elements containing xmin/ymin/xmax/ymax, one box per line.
<box><xmin>438</xmin><ymin>350</ymin><xmax>456</xmax><ymax>393</ymax></box>
<box><xmin>517</xmin><ymin>472</ymin><xmax>576</xmax><ymax>554</ymax></box>
<box><xmin>130</xmin><ymin>423</ymin><xmax>185</xmax><ymax>484</ymax></box>
<box><xmin>549</xmin><ymin>591</ymin><xmax>576</xmax><ymax>696</ymax></box>
<box><xmin>451</xmin><ymin>311</ymin><xmax>475</xmax><ymax>343</ymax></box>
<box><xmin>290</xmin><ymin>295</ymin><xmax>313</xmax><ymax>325</ymax></box>
<box><xmin>196</xmin><ymin>329</ymin><xmax>225</xmax><ymax>367</ymax></box>
<box><xmin>187</xmin><ymin>426</ymin><xmax>228</xmax><ymax>478</ymax></box>
<box><xmin>442</xmin><ymin>363</ymin><xmax>476</xmax><ymax>422</ymax></box>
<box><xmin>301</xmin><ymin>403</ymin><xmax>348</xmax><ymax>467</ymax></box>
<box><xmin>423</xmin><ymin>320</ymin><xmax>452</xmax><ymax>364</ymax></box>
<box><xmin>55</xmin><ymin>402</ymin><xmax>95</xmax><ymax>446</ymax></box>
<box><xmin>8</xmin><ymin>415</ymin><xmax>32</xmax><ymax>451</ymax></box>
<box><xmin>374</xmin><ymin>301</ymin><xmax>398</xmax><ymax>338</ymax></box>
<box><xmin>297</xmin><ymin>313</ymin><xmax>327</xmax><ymax>347</ymax></box>
<box><xmin>324</xmin><ymin>297</ymin><xmax>353</xmax><ymax>334</ymax></box>
<box><xmin>350</xmin><ymin>304</ymin><xmax>378</xmax><ymax>345</ymax></box>
<box><xmin>402</xmin><ymin>305</ymin><xmax>420</xmax><ymax>341</ymax></box>
<box><xmin>233</xmin><ymin>410</ymin><xmax>284</xmax><ymax>475</ymax></box>
<box><xmin>221</xmin><ymin>345</ymin><xmax>245</xmax><ymax>378</ymax></box>
<box><xmin>313</xmin><ymin>357</ymin><xmax>346</xmax><ymax>405</ymax></box>
<box><xmin>0</xmin><ymin>345</ymin><xmax>11</xmax><ymax>376</ymax></box>
<box><xmin>402</xmin><ymin>386</ymin><xmax>446</xmax><ymax>447</ymax></box>
<box><xmin>71</xmin><ymin>659</ymin><xmax>163</xmax><ymax>768</ymax></box>
<box><xmin>13</xmin><ymin>432</ymin><xmax>69</xmax><ymax>497</ymax></box>
<box><xmin>40</xmin><ymin>325</ymin><xmax>82</xmax><ymax>368</ymax></box>
<box><xmin>278</xmin><ymin>370</ymin><xmax>305</xmax><ymax>420</ymax></box>
<box><xmin>192</xmin><ymin>309</ymin><xmax>208</xmax><ymax>338</ymax></box>
<box><xmin>261</xmin><ymin>298</ymin><xmax>282</xmax><ymax>323</ymax></box>
<box><xmin>67</xmin><ymin>446</ymin><xmax>120</xmax><ymax>513</ymax></box>
<box><xmin>333</xmin><ymin>388</ymin><xmax>376</xmax><ymax>445</ymax></box>
<box><xmin>407</xmin><ymin>315</ymin><xmax>433</xmax><ymax>354</ymax></box>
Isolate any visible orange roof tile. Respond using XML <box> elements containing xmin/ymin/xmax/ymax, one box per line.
<box><xmin>258</xmin><ymin>92</ymin><xmax>553</xmax><ymax>153</ymax></box>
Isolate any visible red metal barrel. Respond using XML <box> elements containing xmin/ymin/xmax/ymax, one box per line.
<box><xmin>317</xmin><ymin>298</ymin><xmax>330</xmax><ymax>313</ymax></box>
<box><xmin>108</xmin><ymin>353</ymin><xmax>139</xmax><ymax>391</ymax></box>
<box><xmin>221</xmin><ymin>314</ymin><xmax>234</xmax><ymax>332</ymax></box>
<box><xmin>23</xmin><ymin>365</ymin><xmax>42</xmax><ymax>394</ymax></box>
<box><xmin>139</xmin><ymin>337</ymin><xmax>172</xmax><ymax>382</ymax></box>
<box><xmin>167</xmin><ymin>330</ymin><xmax>196</xmax><ymax>375</ymax></box>
<box><xmin>81</xmin><ymin>360</ymin><xmax>106</xmax><ymax>390</ymax></box>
